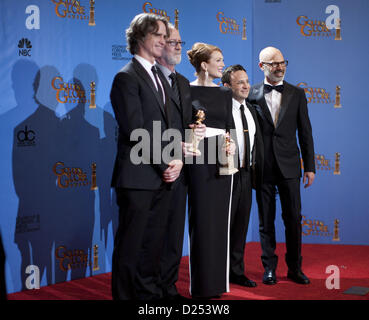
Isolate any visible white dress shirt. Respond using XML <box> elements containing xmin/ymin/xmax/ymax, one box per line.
<box><xmin>156</xmin><ymin>63</ymin><xmax>173</xmax><ymax>87</ymax></box>
<box><xmin>264</xmin><ymin>79</ymin><xmax>283</xmax><ymax>126</ymax></box>
<box><xmin>232</xmin><ymin>98</ymin><xmax>256</xmax><ymax>167</ymax></box>
<box><xmin>134</xmin><ymin>54</ymin><xmax>165</xmax><ymax>103</ymax></box>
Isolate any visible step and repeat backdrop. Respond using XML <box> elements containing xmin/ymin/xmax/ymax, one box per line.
<box><xmin>0</xmin><ymin>0</ymin><xmax>368</xmax><ymax>294</ymax></box>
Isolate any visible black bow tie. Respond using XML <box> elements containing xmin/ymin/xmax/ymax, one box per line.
<box><xmin>264</xmin><ymin>84</ymin><xmax>284</xmax><ymax>93</ymax></box>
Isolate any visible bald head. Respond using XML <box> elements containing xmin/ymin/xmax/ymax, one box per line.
<box><xmin>259</xmin><ymin>46</ymin><xmax>286</xmax><ymax>85</ymax></box>
<box><xmin>259</xmin><ymin>47</ymin><xmax>283</xmax><ymax>63</ymax></box>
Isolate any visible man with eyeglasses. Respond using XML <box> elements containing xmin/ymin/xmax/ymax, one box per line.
<box><xmin>248</xmin><ymin>47</ymin><xmax>315</xmax><ymax>286</ymax></box>
<box><xmin>156</xmin><ymin>24</ymin><xmax>205</xmax><ymax>300</ymax></box>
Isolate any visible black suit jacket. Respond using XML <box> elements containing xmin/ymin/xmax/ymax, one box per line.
<box><xmin>230</xmin><ymin>100</ymin><xmax>264</xmax><ymax>189</ymax></box>
<box><xmin>110</xmin><ymin>58</ymin><xmax>171</xmax><ymax>190</ymax></box>
<box><xmin>156</xmin><ymin>68</ymin><xmax>193</xmax><ymax>189</ymax></box>
<box><xmin>247</xmin><ymin>81</ymin><xmax>315</xmax><ymax>180</ymax></box>
<box><xmin>157</xmin><ymin>69</ymin><xmax>193</xmax><ymax>136</ymax></box>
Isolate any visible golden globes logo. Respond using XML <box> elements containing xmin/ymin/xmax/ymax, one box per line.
<box><xmin>143</xmin><ymin>2</ymin><xmax>170</xmax><ymax>21</ymax></box>
<box><xmin>333</xmin><ymin>152</ymin><xmax>341</xmax><ymax>175</ymax></box>
<box><xmin>55</xmin><ymin>245</ymin><xmax>91</xmax><ymax>272</ymax></box>
<box><xmin>92</xmin><ymin>244</ymin><xmax>99</xmax><ymax>271</ymax></box>
<box><xmin>51</xmin><ymin>0</ymin><xmax>89</xmax><ymax>22</ymax></box>
<box><xmin>297</xmin><ymin>82</ymin><xmax>332</xmax><ymax>104</ymax></box>
<box><xmin>302</xmin><ymin>215</ymin><xmax>332</xmax><ymax>237</ymax></box>
<box><xmin>296</xmin><ymin>15</ymin><xmax>335</xmax><ymax>38</ymax></box>
<box><xmin>53</xmin><ymin>161</ymin><xmax>97</xmax><ymax>189</ymax></box>
<box><xmin>333</xmin><ymin>219</ymin><xmax>340</xmax><ymax>241</ymax></box>
<box><xmin>334</xmin><ymin>85</ymin><xmax>342</xmax><ymax>108</ymax></box>
<box><xmin>88</xmin><ymin>0</ymin><xmax>95</xmax><ymax>26</ymax></box>
<box><xmin>216</xmin><ymin>12</ymin><xmax>244</xmax><ymax>38</ymax></box>
<box><xmin>51</xmin><ymin>76</ymin><xmax>90</xmax><ymax>104</ymax></box>
<box><xmin>315</xmin><ymin>154</ymin><xmax>333</xmax><ymax>171</ymax></box>
<box><xmin>301</xmin><ymin>153</ymin><xmax>341</xmax><ymax>174</ymax></box>
<box><xmin>89</xmin><ymin>81</ymin><xmax>96</xmax><ymax>109</ymax></box>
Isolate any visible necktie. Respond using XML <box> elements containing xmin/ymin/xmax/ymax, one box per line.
<box><xmin>151</xmin><ymin>66</ymin><xmax>164</xmax><ymax>104</ymax></box>
<box><xmin>240</xmin><ymin>104</ymin><xmax>250</xmax><ymax>170</ymax></box>
<box><xmin>169</xmin><ymin>72</ymin><xmax>180</xmax><ymax>107</ymax></box>
<box><xmin>264</xmin><ymin>84</ymin><xmax>284</xmax><ymax>93</ymax></box>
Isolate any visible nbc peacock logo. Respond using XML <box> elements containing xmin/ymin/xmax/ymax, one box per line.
<box><xmin>18</xmin><ymin>38</ymin><xmax>32</xmax><ymax>57</ymax></box>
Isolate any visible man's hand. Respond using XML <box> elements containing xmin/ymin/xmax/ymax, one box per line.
<box><xmin>182</xmin><ymin>123</ymin><xmax>206</xmax><ymax>157</ymax></box>
<box><xmin>163</xmin><ymin>159</ymin><xmax>183</xmax><ymax>183</ymax></box>
<box><xmin>303</xmin><ymin>171</ymin><xmax>315</xmax><ymax>188</ymax></box>
<box><xmin>189</xmin><ymin>123</ymin><xmax>206</xmax><ymax>140</ymax></box>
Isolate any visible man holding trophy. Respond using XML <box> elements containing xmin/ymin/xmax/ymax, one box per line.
<box><xmin>222</xmin><ymin>64</ymin><xmax>263</xmax><ymax>288</ymax></box>
<box><xmin>156</xmin><ymin>23</ymin><xmax>205</xmax><ymax>300</ymax></box>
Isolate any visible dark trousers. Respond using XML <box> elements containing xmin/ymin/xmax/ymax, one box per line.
<box><xmin>256</xmin><ymin>177</ymin><xmax>302</xmax><ymax>272</ymax></box>
<box><xmin>0</xmin><ymin>233</ymin><xmax>6</xmax><ymax>300</ymax></box>
<box><xmin>160</xmin><ymin>173</ymin><xmax>187</xmax><ymax>297</ymax></box>
<box><xmin>112</xmin><ymin>186</ymin><xmax>172</xmax><ymax>300</ymax></box>
<box><xmin>230</xmin><ymin>169</ymin><xmax>252</xmax><ymax>277</ymax></box>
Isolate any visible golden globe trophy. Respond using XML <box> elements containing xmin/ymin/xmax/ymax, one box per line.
<box><xmin>88</xmin><ymin>0</ymin><xmax>96</xmax><ymax>26</ymax></box>
<box><xmin>334</xmin><ymin>18</ymin><xmax>342</xmax><ymax>40</ymax></box>
<box><xmin>333</xmin><ymin>219</ymin><xmax>340</xmax><ymax>241</ymax></box>
<box><xmin>91</xmin><ymin>162</ymin><xmax>98</xmax><ymax>190</ymax></box>
<box><xmin>188</xmin><ymin>109</ymin><xmax>205</xmax><ymax>156</ymax></box>
<box><xmin>89</xmin><ymin>81</ymin><xmax>96</xmax><ymax>109</ymax></box>
<box><xmin>219</xmin><ymin>133</ymin><xmax>238</xmax><ymax>176</ymax></box>
<box><xmin>242</xmin><ymin>18</ymin><xmax>247</xmax><ymax>40</ymax></box>
<box><xmin>92</xmin><ymin>244</ymin><xmax>99</xmax><ymax>271</ymax></box>
<box><xmin>174</xmin><ymin>9</ymin><xmax>179</xmax><ymax>30</ymax></box>
<box><xmin>333</xmin><ymin>152</ymin><xmax>341</xmax><ymax>175</ymax></box>
<box><xmin>334</xmin><ymin>85</ymin><xmax>342</xmax><ymax>108</ymax></box>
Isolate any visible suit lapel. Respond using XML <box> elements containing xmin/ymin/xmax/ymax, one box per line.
<box><xmin>132</xmin><ymin>58</ymin><xmax>167</xmax><ymax>120</ymax></box>
<box><xmin>253</xmin><ymin>83</ymin><xmax>274</xmax><ymax>127</ymax></box>
<box><xmin>275</xmin><ymin>81</ymin><xmax>292</xmax><ymax>128</ymax></box>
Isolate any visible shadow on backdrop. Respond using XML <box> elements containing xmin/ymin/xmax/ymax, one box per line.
<box><xmin>73</xmin><ymin>63</ymin><xmax>118</xmax><ymax>250</ymax></box>
<box><xmin>13</xmin><ymin>65</ymin><xmax>99</xmax><ymax>288</ymax></box>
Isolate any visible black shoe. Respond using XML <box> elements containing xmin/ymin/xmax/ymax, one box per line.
<box><xmin>287</xmin><ymin>270</ymin><xmax>310</xmax><ymax>284</ymax></box>
<box><xmin>262</xmin><ymin>269</ymin><xmax>277</xmax><ymax>285</ymax></box>
<box><xmin>230</xmin><ymin>274</ymin><xmax>257</xmax><ymax>287</ymax></box>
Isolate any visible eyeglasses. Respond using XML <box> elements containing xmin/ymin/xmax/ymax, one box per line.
<box><xmin>166</xmin><ymin>40</ymin><xmax>185</xmax><ymax>47</ymax></box>
<box><xmin>262</xmin><ymin>60</ymin><xmax>288</xmax><ymax>68</ymax></box>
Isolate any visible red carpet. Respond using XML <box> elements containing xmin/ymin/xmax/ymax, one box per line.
<box><xmin>7</xmin><ymin>242</ymin><xmax>369</xmax><ymax>300</ymax></box>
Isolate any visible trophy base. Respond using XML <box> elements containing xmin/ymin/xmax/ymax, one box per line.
<box><xmin>332</xmin><ymin>238</ymin><xmax>340</xmax><ymax>241</ymax></box>
<box><xmin>219</xmin><ymin>167</ymin><xmax>238</xmax><ymax>176</ymax></box>
<box><xmin>334</xmin><ymin>104</ymin><xmax>342</xmax><ymax>108</ymax></box>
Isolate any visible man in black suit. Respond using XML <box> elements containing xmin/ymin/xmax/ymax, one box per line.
<box><xmin>248</xmin><ymin>47</ymin><xmax>315</xmax><ymax>285</ymax></box>
<box><xmin>110</xmin><ymin>13</ymin><xmax>183</xmax><ymax>300</ymax></box>
<box><xmin>156</xmin><ymin>24</ymin><xmax>199</xmax><ymax>300</ymax></box>
<box><xmin>222</xmin><ymin>65</ymin><xmax>263</xmax><ymax>288</ymax></box>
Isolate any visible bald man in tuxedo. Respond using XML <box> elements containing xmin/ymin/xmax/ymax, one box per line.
<box><xmin>248</xmin><ymin>47</ymin><xmax>315</xmax><ymax>285</ymax></box>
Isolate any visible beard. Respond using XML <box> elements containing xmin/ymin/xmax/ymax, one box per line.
<box><xmin>264</xmin><ymin>67</ymin><xmax>285</xmax><ymax>83</ymax></box>
<box><xmin>166</xmin><ymin>53</ymin><xmax>181</xmax><ymax>66</ymax></box>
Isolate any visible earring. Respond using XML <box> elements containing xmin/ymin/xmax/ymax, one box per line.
<box><xmin>205</xmin><ymin>69</ymin><xmax>209</xmax><ymax>81</ymax></box>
